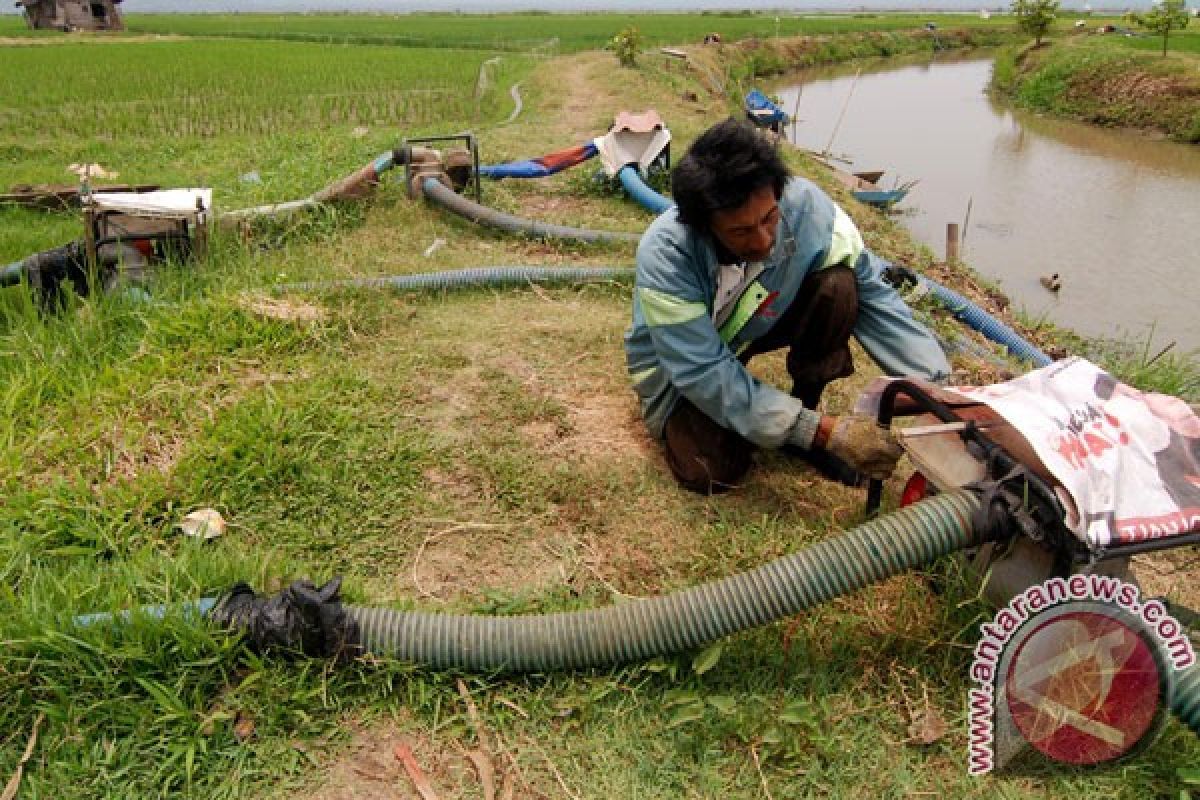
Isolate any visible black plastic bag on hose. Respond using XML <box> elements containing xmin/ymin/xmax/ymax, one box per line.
<box><xmin>23</xmin><ymin>240</ymin><xmax>93</xmax><ymax>308</ymax></box>
<box><xmin>209</xmin><ymin>576</ymin><xmax>361</xmax><ymax>662</ymax></box>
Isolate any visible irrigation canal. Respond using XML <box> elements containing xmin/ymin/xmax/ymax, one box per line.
<box><xmin>775</xmin><ymin>56</ymin><xmax>1200</xmax><ymax>354</ymax></box>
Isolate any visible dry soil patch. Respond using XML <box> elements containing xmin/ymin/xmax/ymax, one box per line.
<box><xmin>303</xmin><ymin>722</ymin><xmax>475</xmax><ymax>800</ymax></box>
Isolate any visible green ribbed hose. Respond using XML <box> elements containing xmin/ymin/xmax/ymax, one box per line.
<box><xmin>1172</xmin><ymin>661</ymin><xmax>1200</xmax><ymax>737</ymax></box>
<box><xmin>349</xmin><ymin>490</ymin><xmax>985</xmax><ymax>672</ymax></box>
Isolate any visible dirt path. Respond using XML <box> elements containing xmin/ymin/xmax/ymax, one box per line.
<box><xmin>516</xmin><ymin>51</ymin><xmax>636</xmax><ymax>144</ymax></box>
<box><xmin>295</xmin><ymin>40</ymin><xmax>1200</xmax><ymax>800</ymax></box>
<box><xmin>557</xmin><ymin>56</ymin><xmax>605</xmax><ymax>140</ymax></box>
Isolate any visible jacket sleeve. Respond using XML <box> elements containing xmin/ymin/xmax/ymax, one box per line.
<box><xmin>852</xmin><ymin>247</ymin><xmax>951</xmax><ymax>381</ymax></box>
<box><xmin>635</xmin><ymin>234</ymin><xmax>820</xmax><ymax>450</ymax></box>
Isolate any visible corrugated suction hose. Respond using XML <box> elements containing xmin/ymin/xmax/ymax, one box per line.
<box><xmin>1172</xmin><ymin>661</ymin><xmax>1200</xmax><ymax>737</ymax></box>
<box><xmin>919</xmin><ymin>278</ymin><xmax>1052</xmax><ymax>367</ymax></box>
<box><xmin>349</xmin><ymin>490</ymin><xmax>984</xmax><ymax>672</ymax></box>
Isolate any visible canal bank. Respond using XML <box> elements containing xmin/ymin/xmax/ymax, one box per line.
<box><xmin>992</xmin><ymin>37</ymin><xmax>1200</xmax><ymax>144</ymax></box>
<box><xmin>768</xmin><ymin>54</ymin><xmax>1200</xmax><ymax>355</ymax></box>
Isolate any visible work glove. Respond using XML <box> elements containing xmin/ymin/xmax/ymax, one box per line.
<box><xmin>822</xmin><ymin>414</ymin><xmax>903</xmax><ymax>481</ymax></box>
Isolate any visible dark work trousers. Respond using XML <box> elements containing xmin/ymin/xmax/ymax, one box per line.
<box><xmin>663</xmin><ymin>265</ymin><xmax>858</xmax><ymax>494</ymax></box>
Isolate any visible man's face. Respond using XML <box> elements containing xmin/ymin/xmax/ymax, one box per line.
<box><xmin>710</xmin><ymin>184</ymin><xmax>780</xmax><ymax>264</ymax></box>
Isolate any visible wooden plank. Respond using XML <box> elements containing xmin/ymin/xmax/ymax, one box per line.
<box><xmin>1</xmin><ymin>183</ymin><xmax>160</xmax><ymax>211</ymax></box>
<box><xmin>898</xmin><ymin>420</ymin><xmax>997</xmax><ymax>437</ymax></box>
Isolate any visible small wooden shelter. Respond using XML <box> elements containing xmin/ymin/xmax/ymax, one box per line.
<box><xmin>17</xmin><ymin>0</ymin><xmax>124</xmax><ymax>32</ymax></box>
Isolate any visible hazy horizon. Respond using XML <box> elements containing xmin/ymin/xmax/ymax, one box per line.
<box><xmin>3</xmin><ymin>1</ymin><xmax>1164</xmax><ymax>14</ymax></box>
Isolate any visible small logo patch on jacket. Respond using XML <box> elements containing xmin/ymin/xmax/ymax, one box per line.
<box><xmin>755</xmin><ymin>290</ymin><xmax>781</xmax><ymax>320</ymax></box>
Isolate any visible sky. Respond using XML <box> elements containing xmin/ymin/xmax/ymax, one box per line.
<box><xmin>13</xmin><ymin>1</ymin><xmax>1163</xmax><ymax>13</ymax></box>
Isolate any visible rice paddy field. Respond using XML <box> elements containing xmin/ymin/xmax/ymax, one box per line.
<box><xmin>120</xmin><ymin>11</ymin><xmax>1011</xmax><ymax>52</ymax></box>
<box><xmin>0</xmin><ymin>34</ymin><xmax>529</xmax><ymax>262</ymax></box>
<box><xmin>1</xmin><ymin>11</ymin><xmax>1197</xmax><ymax>800</ymax></box>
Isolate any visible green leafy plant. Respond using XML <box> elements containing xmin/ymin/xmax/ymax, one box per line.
<box><xmin>609</xmin><ymin>26</ymin><xmax>643</xmax><ymax>67</ymax></box>
<box><xmin>1011</xmin><ymin>0</ymin><xmax>1059</xmax><ymax>46</ymax></box>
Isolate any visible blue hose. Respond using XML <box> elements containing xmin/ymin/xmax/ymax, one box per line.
<box><xmin>372</xmin><ymin>151</ymin><xmax>396</xmax><ymax>174</ymax></box>
<box><xmin>918</xmin><ymin>276</ymin><xmax>1051</xmax><ymax>367</ymax></box>
<box><xmin>1</xmin><ymin>259</ymin><xmax>25</xmax><ymax>287</ymax></box>
<box><xmin>73</xmin><ymin>597</ymin><xmax>217</xmax><ymax>627</ymax></box>
<box><xmin>617</xmin><ymin>165</ymin><xmax>672</xmax><ymax>215</ymax></box>
<box><xmin>479</xmin><ymin>142</ymin><xmax>598</xmax><ymax>180</ymax></box>
<box><xmin>275</xmin><ymin>265</ymin><xmax>633</xmax><ymax>294</ymax></box>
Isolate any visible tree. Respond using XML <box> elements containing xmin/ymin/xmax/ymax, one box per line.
<box><xmin>609</xmin><ymin>26</ymin><xmax>643</xmax><ymax>68</ymax></box>
<box><xmin>1131</xmin><ymin>0</ymin><xmax>1191</xmax><ymax>57</ymax></box>
<box><xmin>1012</xmin><ymin>0</ymin><xmax>1060</xmax><ymax>46</ymax></box>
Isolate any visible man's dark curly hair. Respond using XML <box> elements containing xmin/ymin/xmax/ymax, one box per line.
<box><xmin>671</xmin><ymin>117</ymin><xmax>790</xmax><ymax>235</ymax></box>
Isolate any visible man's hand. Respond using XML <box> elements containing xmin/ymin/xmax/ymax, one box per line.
<box><xmin>815</xmin><ymin>414</ymin><xmax>903</xmax><ymax>480</ymax></box>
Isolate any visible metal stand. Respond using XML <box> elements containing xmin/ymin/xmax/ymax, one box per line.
<box><xmin>867</xmin><ymin>379</ymin><xmax>1200</xmax><ymax>564</ymax></box>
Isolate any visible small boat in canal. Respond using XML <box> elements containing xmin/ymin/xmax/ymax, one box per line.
<box><xmin>814</xmin><ymin>156</ymin><xmax>917</xmax><ymax>209</ymax></box>
<box><xmin>741</xmin><ymin>89</ymin><xmax>917</xmax><ymax>209</ymax></box>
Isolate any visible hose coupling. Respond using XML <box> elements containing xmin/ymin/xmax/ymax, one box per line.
<box><xmin>965</xmin><ymin>465</ymin><xmax>1053</xmax><ymax>547</ymax></box>
<box><xmin>209</xmin><ymin>576</ymin><xmax>361</xmax><ymax>662</ymax></box>
<box><xmin>406</xmin><ymin>146</ymin><xmax>452</xmax><ymax>198</ymax></box>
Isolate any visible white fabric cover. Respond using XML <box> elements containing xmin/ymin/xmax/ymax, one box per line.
<box><xmin>90</xmin><ymin>188</ymin><xmax>212</xmax><ymax>218</ymax></box>
<box><xmin>593</xmin><ymin>129</ymin><xmax>672</xmax><ymax>177</ymax></box>
<box><xmin>860</xmin><ymin>357</ymin><xmax>1200</xmax><ymax>549</ymax></box>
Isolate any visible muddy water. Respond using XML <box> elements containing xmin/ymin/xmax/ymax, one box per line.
<box><xmin>775</xmin><ymin>57</ymin><xmax>1200</xmax><ymax>353</ymax></box>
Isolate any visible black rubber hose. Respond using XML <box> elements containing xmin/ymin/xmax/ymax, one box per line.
<box><xmin>1</xmin><ymin>241</ymin><xmax>89</xmax><ymax>298</ymax></box>
<box><xmin>420</xmin><ymin>177</ymin><xmax>640</xmax><ymax>245</ymax></box>
<box><xmin>349</xmin><ymin>489</ymin><xmax>985</xmax><ymax>672</ymax></box>
<box><xmin>1</xmin><ymin>241</ymin><xmax>82</xmax><ymax>287</ymax></box>
<box><xmin>274</xmin><ymin>265</ymin><xmax>633</xmax><ymax>294</ymax></box>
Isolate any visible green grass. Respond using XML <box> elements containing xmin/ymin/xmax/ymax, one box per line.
<box><xmin>0</xmin><ymin>37</ymin><xmax>530</xmax><ymax>259</ymax></box>
<box><xmin>703</xmin><ymin>25</ymin><xmax>1016</xmax><ymax>96</ymax></box>
<box><xmin>2</xmin><ymin>39</ymin><xmax>508</xmax><ymax>142</ymax></box>
<box><xmin>0</xmin><ymin>14</ymin><xmax>40</xmax><ymax>35</ymax></box>
<box><xmin>122</xmin><ymin>11</ymin><xmax>1013</xmax><ymax>53</ymax></box>
<box><xmin>1</xmin><ymin>14</ymin><xmax>1198</xmax><ymax>800</ymax></box>
<box><xmin>991</xmin><ymin>35</ymin><xmax>1200</xmax><ymax>141</ymax></box>
<box><xmin>1114</xmin><ymin>24</ymin><xmax>1200</xmax><ymax>55</ymax></box>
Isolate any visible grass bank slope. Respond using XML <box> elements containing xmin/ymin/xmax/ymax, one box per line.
<box><xmin>993</xmin><ymin>33</ymin><xmax>1200</xmax><ymax>142</ymax></box>
<box><xmin>683</xmin><ymin>25</ymin><xmax>1016</xmax><ymax>100</ymax></box>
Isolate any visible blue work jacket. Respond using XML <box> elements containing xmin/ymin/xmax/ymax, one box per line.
<box><xmin>623</xmin><ymin>177</ymin><xmax>950</xmax><ymax>449</ymax></box>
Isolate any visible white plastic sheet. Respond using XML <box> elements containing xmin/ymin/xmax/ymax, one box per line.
<box><xmin>859</xmin><ymin>357</ymin><xmax>1200</xmax><ymax>549</ymax></box>
<box><xmin>594</xmin><ymin>113</ymin><xmax>671</xmax><ymax>178</ymax></box>
<box><xmin>90</xmin><ymin>188</ymin><xmax>212</xmax><ymax>218</ymax></box>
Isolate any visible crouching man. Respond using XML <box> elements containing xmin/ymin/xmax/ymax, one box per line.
<box><xmin>624</xmin><ymin>118</ymin><xmax>950</xmax><ymax>493</ymax></box>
